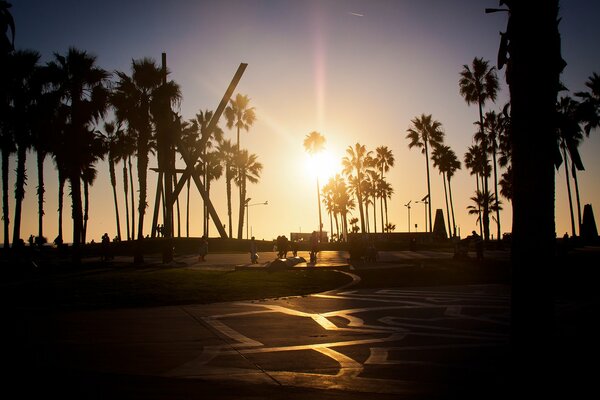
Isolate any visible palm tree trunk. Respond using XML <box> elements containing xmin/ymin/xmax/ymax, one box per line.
<box><xmin>372</xmin><ymin>193</ymin><xmax>377</xmax><ymax>233</ymax></box>
<box><xmin>37</xmin><ymin>151</ymin><xmax>46</xmax><ymax>243</ymax></box>
<box><xmin>57</xmin><ymin>169</ymin><xmax>65</xmax><ymax>241</ymax></box>
<box><xmin>110</xmin><ymin>160</ymin><xmax>122</xmax><ymax>241</ymax></box>
<box><xmin>12</xmin><ymin>146</ymin><xmax>27</xmax><ymax>245</ymax></box>
<box><xmin>2</xmin><ymin>150</ymin><xmax>10</xmax><ymax>248</ymax></box>
<box><xmin>237</xmin><ymin>175</ymin><xmax>245</xmax><ymax>240</ymax></box>
<box><xmin>478</xmin><ymin>101</ymin><xmax>491</xmax><ymax>241</ymax></box>
<box><xmin>83</xmin><ymin>180</ymin><xmax>89</xmax><ymax>243</ymax></box>
<box><xmin>69</xmin><ymin>170</ymin><xmax>83</xmax><ymax>261</ymax></box>
<box><xmin>317</xmin><ymin>177</ymin><xmax>323</xmax><ymax>239</ymax></box>
<box><xmin>128</xmin><ymin>156</ymin><xmax>135</xmax><ymax>240</ymax></box>
<box><xmin>364</xmin><ymin>199</ymin><xmax>370</xmax><ymax>233</ymax></box>
<box><xmin>424</xmin><ymin>142</ymin><xmax>432</xmax><ymax>232</ymax></box>
<box><xmin>509</xmin><ymin>2</ymin><xmax>560</xmax><ymax>395</ymax></box>
<box><xmin>174</xmin><ymin>175</ymin><xmax>181</xmax><ymax>237</ymax></box>
<box><xmin>492</xmin><ymin>145</ymin><xmax>501</xmax><ymax>240</ymax></box>
<box><xmin>442</xmin><ymin>171</ymin><xmax>451</xmax><ymax>238</ymax></box>
<box><xmin>206</xmin><ymin>179</ymin><xmax>211</xmax><ymax>238</ymax></box>
<box><xmin>572</xmin><ymin>163</ymin><xmax>583</xmax><ymax>235</ymax></box>
<box><xmin>476</xmin><ymin>174</ymin><xmax>483</xmax><ymax>237</ymax></box>
<box><xmin>562</xmin><ymin>143</ymin><xmax>576</xmax><ymax>237</ymax></box>
<box><xmin>226</xmin><ymin>169</ymin><xmax>233</xmax><ymax>238</ymax></box>
<box><xmin>186</xmin><ymin>179</ymin><xmax>190</xmax><ymax>237</ymax></box>
<box><xmin>448</xmin><ymin>176</ymin><xmax>457</xmax><ymax>237</ymax></box>
<box><xmin>123</xmin><ymin>165</ymin><xmax>130</xmax><ymax>240</ymax></box>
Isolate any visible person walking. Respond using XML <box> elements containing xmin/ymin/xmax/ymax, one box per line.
<box><xmin>198</xmin><ymin>235</ymin><xmax>208</xmax><ymax>262</ymax></box>
<box><xmin>250</xmin><ymin>236</ymin><xmax>258</xmax><ymax>264</ymax></box>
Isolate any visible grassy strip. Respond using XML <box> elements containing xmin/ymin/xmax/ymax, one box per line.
<box><xmin>2</xmin><ymin>268</ymin><xmax>352</xmax><ymax>311</ymax></box>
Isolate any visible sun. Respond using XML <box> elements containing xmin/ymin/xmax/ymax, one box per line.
<box><xmin>305</xmin><ymin>151</ymin><xmax>340</xmax><ymax>182</ymax></box>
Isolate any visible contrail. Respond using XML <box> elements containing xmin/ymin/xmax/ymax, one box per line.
<box><xmin>349</xmin><ymin>12</ymin><xmax>364</xmax><ymax>17</ymax></box>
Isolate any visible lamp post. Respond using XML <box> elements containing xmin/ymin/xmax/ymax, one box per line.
<box><xmin>416</xmin><ymin>194</ymin><xmax>429</xmax><ymax>232</ymax></box>
<box><xmin>246</xmin><ymin>200</ymin><xmax>268</xmax><ymax>239</ymax></box>
<box><xmin>404</xmin><ymin>201</ymin><xmax>412</xmax><ymax>232</ymax></box>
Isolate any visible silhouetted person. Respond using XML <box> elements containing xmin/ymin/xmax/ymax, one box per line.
<box><xmin>28</xmin><ymin>234</ymin><xmax>34</xmax><ymax>246</ymax></box>
<box><xmin>310</xmin><ymin>231</ymin><xmax>318</xmax><ymax>264</ymax></box>
<box><xmin>470</xmin><ymin>231</ymin><xmax>483</xmax><ymax>260</ymax></box>
<box><xmin>291</xmin><ymin>239</ymin><xmax>298</xmax><ymax>257</ymax></box>
<box><xmin>250</xmin><ymin>236</ymin><xmax>258</xmax><ymax>264</ymax></box>
<box><xmin>198</xmin><ymin>235</ymin><xmax>208</xmax><ymax>262</ymax></box>
<box><xmin>101</xmin><ymin>233</ymin><xmax>110</xmax><ymax>261</ymax></box>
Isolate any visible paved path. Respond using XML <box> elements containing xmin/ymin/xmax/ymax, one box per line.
<box><xmin>19</xmin><ymin>273</ymin><xmax>511</xmax><ymax>398</ymax></box>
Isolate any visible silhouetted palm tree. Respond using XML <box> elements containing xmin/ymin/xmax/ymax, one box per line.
<box><xmin>0</xmin><ymin>1</ymin><xmax>15</xmax><ymax>55</ymax></box>
<box><xmin>556</xmin><ymin>96</ymin><xmax>585</xmax><ymax>236</ymax></box>
<box><xmin>193</xmin><ymin>110</ymin><xmax>223</xmax><ymax>236</ymax></box>
<box><xmin>406</xmin><ymin>114</ymin><xmax>444</xmax><ymax>232</ymax></box>
<box><xmin>321</xmin><ymin>179</ymin><xmax>336</xmax><ymax>239</ymax></box>
<box><xmin>81</xmin><ymin>130</ymin><xmax>105</xmax><ymax>244</ymax></box>
<box><xmin>202</xmin><ymin>150</ymin><xmax>223</xmax><ymax>238</ymax></box>
<box><xmin>444</xmin><ymin>147</ymin><xmax>461</xmax><ymax>237</ymax></box>
<box><xmin>216</xmin><ymin>139</ymin><xmax>236</xmax><ymax>238</ymax></box>
<box><xmin>5</xmin><ymin>49</ymin><xmax>40</xmax><ymax>246</ymax></box>
<box><xmin>467</xmin><ymin>190</ymin><xmax>502</xmax><ymax>227</ymax></box>
<box><xmin>384</xmin><ymin>223</ymin><xmax>396</xmax><ymax>233</ymax></box>
<box><xmin>224</xmin><ymin>93</ymin><xmax>256</xmax><ymax>152</ymax></box>
<box><xmin>114</xmin><ymin>58</ymin><xmax>179</xmax><ymax>245</ymax></box>
<box><xmin>375</xmin><ymin>146</ymin><xmax>394</xmax><ymax>228</ymax></box>
<box><xmin>234</xmin><ymin>149</ymin><xmax>262</xmax><ymax>239</ymax></box>
<box><xmin>576</xmin><ymin>72</ymin><xmax>600</xmax><ymax>135</ymax></box>
<box><xmin>480</xmin><ymin>110</ymin><xmax>505</xmax><ymax>240</ymax></box>
<box><xmin>99</xmin><ymin>121</ymin><xmax>123</xmax><ymax>241</ymax></box>
<box><xmin>379</xmin><ymin>179</ymin><xmax>394</xmax><ymax>230</ymax></box>
<box><xmin>342</xmin><ymin>143</ymin><xmax>371</xmax><ymax>233</ymax></box>
<box><xmin>45</xmin><ymin>48</ymin><xmax>109</xmax><ymax>255</ymax></box>
<box><xmin>459</xmin><ymin>57</ymin><xmax>499</xmax><ymax>241</ymax></box>
<box><xmin>464</xmin><ymin>144</ymin><xmax>489</xmax><ymax>237</ymax></box>
<box><xmin>304</xmin><ymin>131</ymin><xmax>326</xmax><ymax>239</ymax></box>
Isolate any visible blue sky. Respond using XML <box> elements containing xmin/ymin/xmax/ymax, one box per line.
<box><xmin>6</xmin><ymin>0</ymin><xmax>600</xmax><ymax>242</ymax></box>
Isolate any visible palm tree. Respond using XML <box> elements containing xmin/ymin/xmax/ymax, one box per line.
<box><xmin>576</xmin><ymin>72</ymin><xmax>600</xmax><ymax>135</ymax></box>
<box><xmin>321</xmin><ymin>179</ymin><xmax>336</xmax><ymax>239</ymax></box>
<box><xmin>224</xmin><ymin>93</ymin><xmax>256</xmax><ymax>152</ymax></box>
<box><xmin>234</xmin><ymin>149</ymin><xmax>262</xmax><ymax>239</ymax></box>
<box><xmin>444</xmin><ymin>147</ymin><xmax>461</xmax><ymax>238</ymax></box>
<box><xmin>193</xmin><ymin>110</ymin><xmax>223</xmax><ymax>236</ymax></box>
<box><xmin>375</xmin><ymin>146</ymin><xmax>394</xmax><ymax>228</ymax></box>
<box><xmin>384</xmin><ymin>223</ymin><xmax>396</xmax><ymax>233</ymax></box>
<box><xmin>406</xmin><ymin>114</ymin><xmax>445</xmax><ymax>232</ymax></box>
<box><xmin>202</xmin><ymin>150</ymin><xmax>223</xmax><ymax>238</ymax></box>
<box><xmin>99</xmin><ymin>121</ymin><xmax>123</xmax><ymax>241</ymax></box>
<box><xmin>556</xmin><ymin>96</ymin><xmax>585</xmax><ymax>237</ymax></box>
<box><xmin>342</xmin><ymin>143</ymin><xmax>372</xmax><ymax>233</ymax></box>
<box><xmin>304</xmin><ymin>131</ymin><xmax>326</xmax><ymax>239</ymax></box>
<box><xmin>81</xmin><ymin>129</ymin><xmax>105</xmax><ymax>244</ymax></box>
<box><xmin>216</xmin><ymin>139</ymin><xmax>236</xmax><ymax>238</ymax></box>
<box><xmin>467</xmin><ymin>190</ymin><xmax>502</xmax><ymax>227</ymax></box>
<box><xmin>6</xmin><ymin>49</ymin><xmax>41</xmax><ymax>246</ymax></box>
<box><xmin>45</xmin><ymin>48</ymin><xmax>109</xmax><ymax>255</ymax></box>
<box><xmin>459</xmin><ymin>57</ymin><xmax>499</xmax><ymax>241</ymax></box>
<box><xmin>349</xmin><ymin>217</ymin><xmax>359</xmax><ymax>234</ymax></box>
<box><xmin>432</xmin><ymin>145</ymin><xmax>453</xmax><ymax>238</ymax></box>
<box><xmin>113</xmin><ymin>58</ymin><xmax>180</xmax><ymax>246</ymax></box>
<box><xmin>366</xmin><ymin>169</ymin><xmax>379</xmax><ymax>233</ymax></box>
<box><xmin>464</xmin><ymin>144</ymin><xmax>489</xmax><ymax>237</ymax></box>
<box><xmin>1</xmin><ymin>1</ymin><xmax>15</xmax><ymax>55</ymax></box>
<box><xmin>379</xmin><ymin>179</ymin><xmax>394</xmax><ymax>230</ymax></box>
<box><xmin>480</xmin><ymin>110</ymin><xmax>505</xmax><ymax>240</ymax></box>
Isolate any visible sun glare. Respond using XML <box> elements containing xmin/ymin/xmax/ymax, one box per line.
<box><xmin>306</xmin><ymin>151</ymin><xmax>340</xmax><ymax>181</ymax></box>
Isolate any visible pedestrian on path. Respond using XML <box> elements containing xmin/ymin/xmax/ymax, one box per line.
<box><xmin>198</xmin><ymin>235</ymin><xmax>208</xmax><ymax>262</ymax></box>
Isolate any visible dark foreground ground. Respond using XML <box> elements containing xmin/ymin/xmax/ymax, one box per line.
<box><xmin>1</xmin><ymin>245</ymin><xmax>599</xmax><ymax>399</ymax></box>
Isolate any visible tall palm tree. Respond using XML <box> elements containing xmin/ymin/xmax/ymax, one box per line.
<box><xmin>234</xmin><ymin>149</ymin><xmax>262</xmax><ymax>239</ymax></box>
<box><xmin>444</xmin><ymin>147</ymin><xmax>461</xmax><ymax>238</ymax></box>
<box><xmin>216</xmin><ymin>139</ymin><xmax>236</xmax><ymax>238</ymax></box>
<box><xmin>375</xmin><ymin>146</ymin><xmax>394</xmax><ymax>228</ymax></box>
<box><xmin>406</xmin><ymin>114</ymin><xmax>445</xmax><ymax>232</ymax></box>
<box><xmin>379</xmin><ymin>179</ymin><xmax>394</xmax><ymax>230</ymax></box>
<box><xmin>321</xmin><ymin>179</ymin><xmax>336</xmax><ymax>240</ymax></box>
<box><xmin>113</xmin><ymin>58</ymin><xmax>179</xmax><ymax>246</ymax></box>
<box><xmin>342</xmin><ymin>143</ymin><xmax>372</xmax><ymax>233</ymax></box>
<box><xmin>480</xmin><ymin>110</ymin><xmax>505</xmax><ymax>240</ymax></box>
<box><xmin>224</xmin><ymin>93</ymin><xmax>256</xmax><ymax>239</ymax></box>
<box><xmin>45</xmin><ymin>47</ymin><xmax>109</xmax><ymax>255</ymax></box>
<box><xmin>365</xmin><ymin>169</ymin><xmax>379</xmax><ymax>233</ymax></box>
<box><xmin>99</xmin><ymin>121</ymin><xmax>123</xmax><ymax>241</ymax></box>
<box><xmin>193</xmin><ymin>110</ymin><xmax>223</xmax><ymax>236</ymax></box>
<box><xmin>179</xmin><ymin>119</ymin><xmax>198</xmax><ymax>237</ymax></box>
<box><xmin>459</xmin><ymin>57</ymin><xmax>499</xmax><ymax>241</ymax></box>
<box><xmin>304</xmin><ymin>131</ymin><xmax>326</xmax><ymax>239</ymax></box>
<box><xmin>6</xmin><ymin>49</ymin><xmax>41</xmax><ymax>246</ymax></box>
<box><xmin>556</xmin><ymin>96</ymin><xmax>585</xmax><ymax>237</ymax></box>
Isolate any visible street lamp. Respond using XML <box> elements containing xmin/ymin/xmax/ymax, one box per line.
<box><xmin>416</xmin><ymin>194</ymin><xmax>429</xmax><ymax>232</ymax></box>
<box><xmin>246</xmin><ymin>199</ymin><xmax>268</xmax><ymax>239</ymax></box>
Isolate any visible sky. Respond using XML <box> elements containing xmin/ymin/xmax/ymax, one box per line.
<box><xmin>5</xmin><ymin>0</ymin><xmax>600</xmax><ymax>243</ymax></box>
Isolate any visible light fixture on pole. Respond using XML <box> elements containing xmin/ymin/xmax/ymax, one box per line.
<box><xmin>246</xmin><ymin>199</ymin><xmax>268</xmax><ymax>239</ymax></box>
<box><xmin>416</xmin><ymin>194</ymin><xmax>429</xmax><ymax>232</ymax></box>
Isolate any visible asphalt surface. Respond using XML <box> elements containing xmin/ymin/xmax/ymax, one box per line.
<box><xmin>4</xmin><ymin>247</ymin><xmax>598</xmax><ymax>399</ymax></box>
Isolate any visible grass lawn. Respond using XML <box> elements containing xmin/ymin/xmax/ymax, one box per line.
<box><xmin>2</xmin><ymin>266</ymin><xmax>352</xmax><ymax>311</ymax></box>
